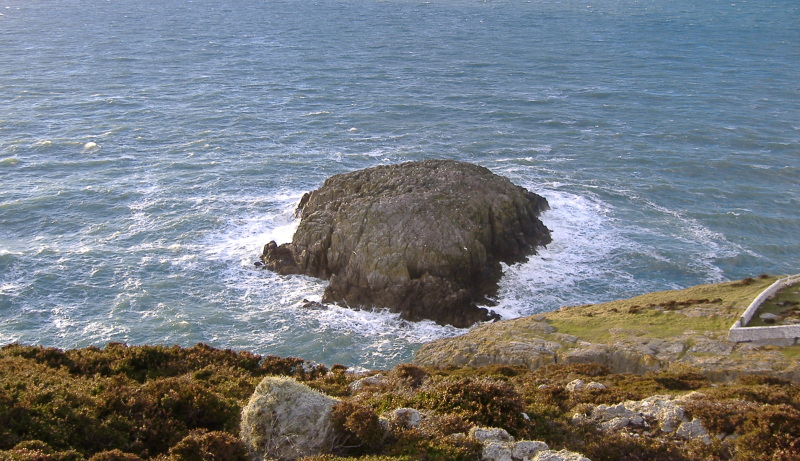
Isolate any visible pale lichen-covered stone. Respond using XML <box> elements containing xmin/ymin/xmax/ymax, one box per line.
<box><xmin>574</xmin><ymin>392</ymin><xmax>713</xmax><ymax>443</ymax></box>
<box><xmin>600</xmin><ymin>417</ymin><xmax>630</xmax><ymax>431</ymax></box>
<box><xmin>348</xmin><ymin>373</ymin><xmax>387</xmax><ymax>392</ymax></box>
<box><xmin>565</xmin><ymin>379</ymin><xmax>585</xmax><ymax>392</ymax></box>
<box><xmin>533</xmin><ymin>449</ymin><xmax>592</xmax><ymax>461</ymax></box>
<box><xmin>585</xmin><ymin>381</ymin><xmax>607</xmax><ymax>390</ymax></box>
<box><xmin>391</xmin><ymin>408</ymin><xmax>421</xmax><ymax>428</ymax></box>
<box><xmin>482</xmin><ymin>441</ymin><xmax>514</xmax><ymax>461</ymax></box>
<box><xmin>240</xmin><ymin>377</ymin><xmax>341</xmax><ymax>461</ymax></box>
<box><xmin>675</xmin><ymin>418</ymin><xmax>711</xmax><ymax>444</ymax></box>
<box><xmin>470</xmin><ymin>426</ymin><xmax>513</xmax><ymax>443</ymax></box>
<box><xmin>512</xmin><ymin>441</ymin><xmax>549</xmax><ymax>460</ymax></box>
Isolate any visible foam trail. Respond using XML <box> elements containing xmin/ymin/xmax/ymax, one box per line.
<box><xmin>492</xmin><ymin>188</ymin><xmax>636</xmax><ymax>319</ymax></box>
<box><xmin>202</xmin><ymin>193</ymin><xmax>303</xmax><ymax>264</ymax></box>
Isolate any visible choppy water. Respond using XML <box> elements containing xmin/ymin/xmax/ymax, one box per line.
<box><xmin>1</xmin><ymin>0</ymin><xmax>798</xmax><ymax>369</ymax></box>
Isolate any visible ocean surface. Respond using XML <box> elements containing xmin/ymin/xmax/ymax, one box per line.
<box><xmin>1</xmin><ymin>0</ymin><xmax>798</xmax><ymax>369</ymax></box>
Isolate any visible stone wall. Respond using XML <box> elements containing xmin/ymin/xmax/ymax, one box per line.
<box><xmin>728</xmin><ymin>274</ymin><xmax>800</xmax><ymax>344</ymax></box>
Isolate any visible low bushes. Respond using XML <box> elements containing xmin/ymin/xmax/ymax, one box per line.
<box><xmin>0</xmin><ymin>343</ymin><xmax>322</xmax><ymax>460</ymax></box>
<box><xmin>2</xmin><ymin>344</ymin><xmax>800</xmax><ymax>461</ymax></box>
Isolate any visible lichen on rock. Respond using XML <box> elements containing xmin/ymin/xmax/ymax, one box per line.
<box><xmin>260</xmin><ymin>160</ymin><xmax>551</xmax><ymax>327</ymax></box>
<box><xmin>240</xmin><ymin>377</ymin><xmax>342</xmax><ymax>461</ymax></box>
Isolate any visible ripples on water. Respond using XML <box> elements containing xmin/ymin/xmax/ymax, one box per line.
<box><xmin>0</xmin><ymin>0</ymin><xmax>798</xmax><ymax>368</ymax></box>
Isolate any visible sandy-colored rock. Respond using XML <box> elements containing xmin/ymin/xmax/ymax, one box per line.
<box><xmin>470</xmin><ymin>426</ymin><xmax>513</xmax><ymax>443</ymax></box>
<box><xmin>533</xmin><ymin>449</ymin><xmax>591</xmax><ymax>461</ymax></box>
<box><xmin>240</xmin><ymin>377</ymin><xmax>341</xmax><ymax>461</ymax></box>
<box><xmin>413</xmin><ymin>277</ymin><xmax>800</xmax><ymax>382</ymax></box>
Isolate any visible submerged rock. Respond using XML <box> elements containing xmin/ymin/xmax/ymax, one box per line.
<box><xmin>260</xmin><ymin>160</ymin><xmax>551</xmax><ymax>327</ymax></box>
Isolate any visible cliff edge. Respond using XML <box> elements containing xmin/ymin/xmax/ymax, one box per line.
<box><xmin>415</xmin><ymin>275</ymin><xmax>800</xmax><ymax>382</ymax></box>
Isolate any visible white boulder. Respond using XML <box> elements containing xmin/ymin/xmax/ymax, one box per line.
<box><xmin>240</xmin><ymin>376</ymin><xmax>341</xmax><ymax>460</ymax></box>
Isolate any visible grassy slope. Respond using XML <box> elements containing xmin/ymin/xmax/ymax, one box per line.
<box><xmin>546</xmin><ymin>275</ymin><xmax>779</xmax><ymax>343</ymax></box>
<box><xmin>416</xmin><ymin>275</ymin><xmax>800</xmax><ymax>372</ymax></box>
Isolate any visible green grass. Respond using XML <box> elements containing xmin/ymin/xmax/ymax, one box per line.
<box><xmin>780</xmin><ymin>345</ymin><xmax>800</xmax><ymax>359</ymax></box>
<box><xmin>547</xmin><ymin>309</ymin><xmax>735</xmax><ymax>344</ymax></box>
<box><xmin>543</xmin><ymin>276</ymin><xmax>779</xmax><ymax>344</ymax></box>
<box><xmin>746</xmin><ymin>282</ymin><xmax>800</xmax><ymax>327</ymax></box>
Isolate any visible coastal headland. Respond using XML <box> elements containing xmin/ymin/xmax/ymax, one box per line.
<box><xmin>2</xmin><ymin>276</ymin><xmax>799</xmax><ymax>461</ymax></box>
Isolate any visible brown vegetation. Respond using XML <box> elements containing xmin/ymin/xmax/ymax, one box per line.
<box><xmin>2</xmin><ymin>342</ymin><xmax>799</xmax><ymax>461</ymax></box>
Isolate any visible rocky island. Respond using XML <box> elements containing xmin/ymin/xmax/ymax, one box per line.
<box><xmin>259</xmin><ymin>160</ymin><xmax>551</xmax><ymax>327</ymax></box>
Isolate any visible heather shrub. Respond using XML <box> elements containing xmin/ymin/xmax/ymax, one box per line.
<box><xmin>431</xmin><ymin>364</ymin><xmax>527</xmax><ymax>381</ymax></box>
<box><xmin>306</xmin><ymin>365</ymin><xmax>354</xmax><ymax>397</ymax></box>
<box><xmin>382</xmin><ymin>427</ymin><xmax>481</xmax><ymax>461</ymax></box>
<box><xmin>5</xmin><ymin>341</ymin><xmax>800</xmax><ymax>461</ymax></box>
<box><xmin>412</xmin><ymin>377</ymin><xmax>528</xmax><ymax>436</ymax></box>
<box><xmin>0</xmin><ymin>342</ymin><xmax>269</xmax><ymax>382</ymax></box>
<box><xmin>362</xmin><ymin>391</ymin><xmax>415</xmax><ymax>415</ymax></box>
<box><xmin>737</xmin><ymin>374</ymin><xmax>792</xmax><ymax>386</ymax></box>
<box><xmin>0</xmin><ymin>440</ymin><xmax>83</xmax><ymax>461</ymax></box>
<box><xmin>330</xmin><ymin>402</ymin><xmax>386</xmax><ymax>452</ymax></box>
<box><xmin>575</xmin><ymin>429</ymin><xmax>693</xmax><ymax>461</ymax></box>
<box><xmin>651</xmin><ymin>371</ymin><xmax>708</xmax><ymax>391</ymax></box>
<box><xmin>92</xmin><ymin>374</ymin><xmax>240</xmax><ymax>456</ymax></box>
<box><xmin>141</xmin><ymin>375</ymin><xmax>240</xmax><ymax>430</ymax></box>
<box><xmin>0</xmin><ymin>343</ymin><xmax>319</xmax><ymax>460</ymax></box>
<box><xmin>389</xmin><ymin>364</ymin><xmax>428</xmax><ymax>389</ymax></box>
<box><xmin>88</xmin><ymin>449</ymin><xmax>145</xmax><ymax>461</ymax></box>
<box><xmin>734</xmin><ymin>403</ymin><xmax>800</xmax><ymax>461</ymax></box>
<box><xmin>301</xmin><ymin>456</ymin><xmax>414</xmax><ymax>461</ymax></box>
<box><xmin>0</xmin><ymin>355</ymin><xmax>103</xmax><ymax>453</ymax></box>
<box><xmin>259</xmin><ymin>355</ymin><xmax>328</xmax><ymax>380</ymax></box>
<box><xmin>684</xmin><ymin>399</ymin><xmax>751</xmax><ymax>435</ymax></box>
<box><xmin>165</xmin><ymin>430</ymin><xmax>248</xmax><ymax>461</ymax></box>
<box><xmin>416</xmin><ymin>413</ymin><xmax>472</xmax><ymax>437</ymax></box>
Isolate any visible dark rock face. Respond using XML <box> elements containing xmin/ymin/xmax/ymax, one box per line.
<box><xmin>260</xmin><ymin>160</ymin><xmax>551</xmax><ymax>327</ymax></box>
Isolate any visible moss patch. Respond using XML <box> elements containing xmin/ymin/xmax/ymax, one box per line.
<box><xmin>548</xmin><ymin>309</ymin><xmax>736</xmax><ymax>344</ymax></box>
<box><xmin>533</xmin><ymin>276</ymin><xmax>777</xmax><ymax>343</ymax></box>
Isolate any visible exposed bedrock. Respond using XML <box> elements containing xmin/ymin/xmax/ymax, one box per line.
<box><xmin>260</xmin><ymin>159</ymin><xmax>551</xmax><ymax>327</ymax></box>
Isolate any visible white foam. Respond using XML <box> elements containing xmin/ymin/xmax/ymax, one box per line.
<box><xmin>81</xmin><ymin>141</ymin><xmax>100</xmax><ymax>153</ymax></box>
<box><xmin>201</xmin><ymin>198</ymin><xmax>301</xmax><ymax>263</ymax></box>
<box><xmin>492</xmin><ymin>187</ymin><xmax>639</xmax><ymax>318</ymax></box>
<box><xmin>81</xmin><ymin>321</ymin><xmax>130</xmax><ymax>341</ymax></box>
<box><xmin>311</xmin><ymin>303</ymin><xmax>464</xmax><ymax>345</ymax></box>
<box><xmin>0</xmin><ymin>283</ymin><xmax>21</xmax><ymax>296</ymax></box>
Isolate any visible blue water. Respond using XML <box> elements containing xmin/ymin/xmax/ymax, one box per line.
<box><xmin>1</xmin><ymin>0</ymin><xmax>798</xmax><ymax>369</ymax></box>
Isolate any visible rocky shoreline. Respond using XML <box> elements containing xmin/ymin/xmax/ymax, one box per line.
<box><xmin>2</xmin><ymin>276</ymin><xmax>800</xmax><ymax>461</ymax></box>
<box><xmin>415</xmin><ymin>275</ymin><xmax>800</xmax><ymax>383</ymax></box>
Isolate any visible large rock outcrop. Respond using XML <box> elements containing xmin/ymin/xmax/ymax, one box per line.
<box><xmin>260</xmin><ymin>160</ymin><xmax>551</xmax><ymax>327</ymax></box>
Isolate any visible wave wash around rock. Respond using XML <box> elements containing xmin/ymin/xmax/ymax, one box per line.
<box><xmin>259</xmin><ymin>160</ymin><xmax>551</xmax><ymax>327</ymax></box>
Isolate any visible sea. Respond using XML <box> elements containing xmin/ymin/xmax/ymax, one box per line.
<box><xmin>1</xmin><ymin>0</ymin><xmax>798</xmax><ymax>370</ymax></box>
